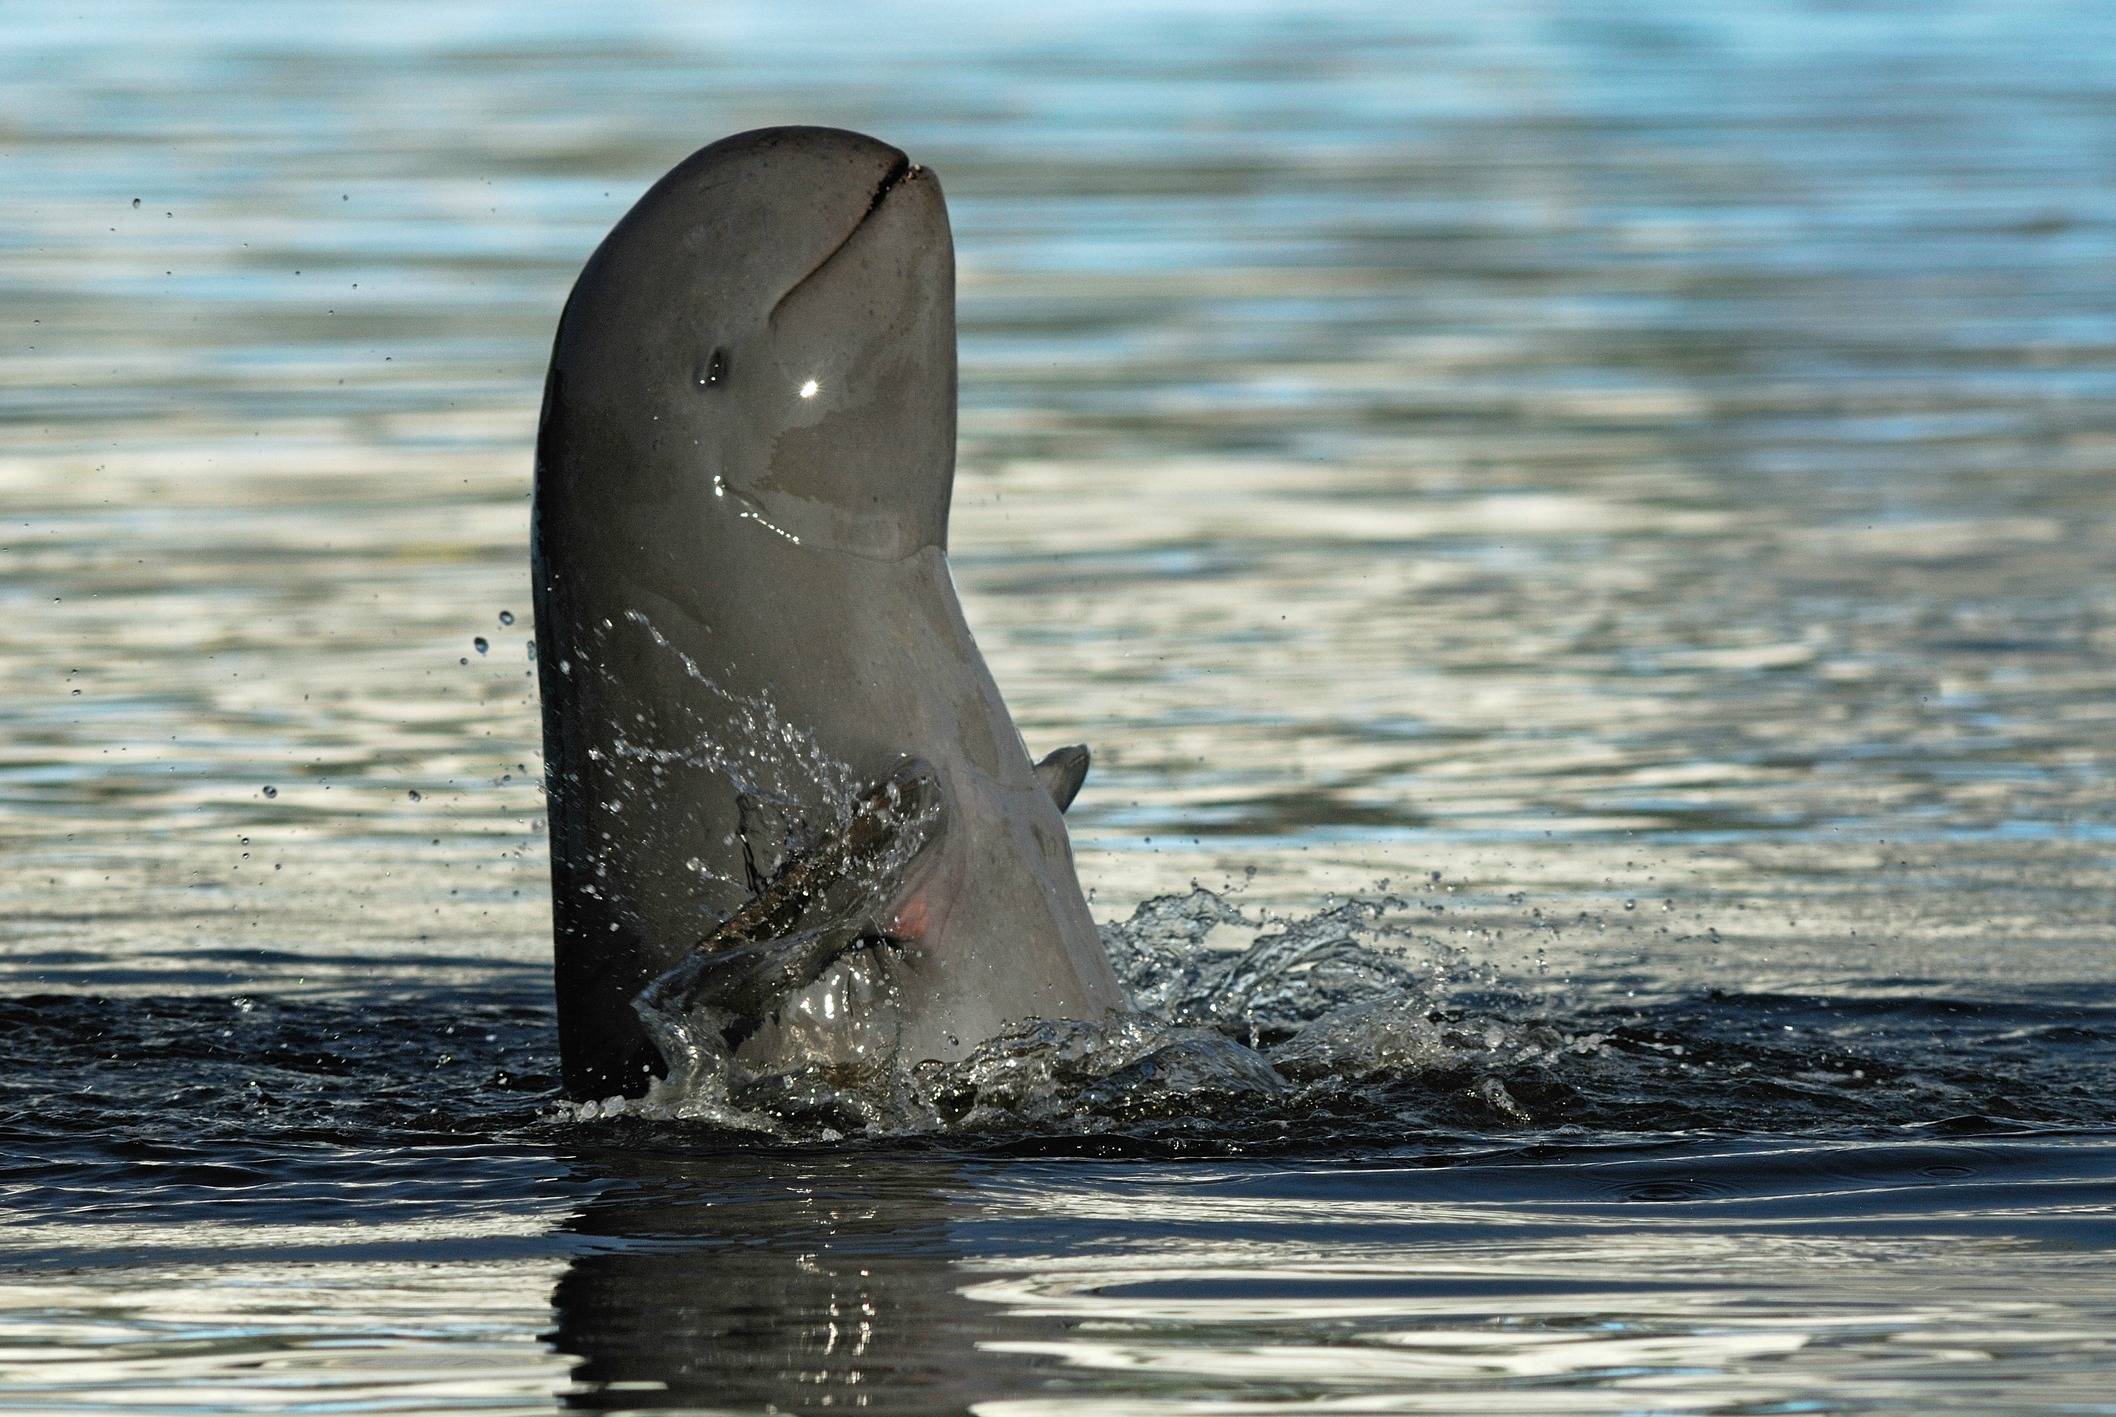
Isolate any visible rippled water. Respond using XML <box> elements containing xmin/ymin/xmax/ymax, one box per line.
<box><xmin>6</xmin><ymin>1</ymin><xmax>2116</xmax><ymax>1411</ymax></box>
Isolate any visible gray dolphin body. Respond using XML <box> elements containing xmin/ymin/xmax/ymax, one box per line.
<box><xmin>532</xmin><ymin>126</ymin><xmax>1126</xmax><ymax>1100</ymax></box>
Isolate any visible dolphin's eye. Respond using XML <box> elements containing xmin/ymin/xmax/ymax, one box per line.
<box><xmin>695</xmin><ymin>348</ymin><xmax>728</xmax><ymax>389</ymax></box>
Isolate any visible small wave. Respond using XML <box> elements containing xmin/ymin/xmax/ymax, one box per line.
<box><xmin>8</xmin><ymin>890</ymin><xmax>2114</xmax><ymax>1165</ymax></box>
<box><xmin>594</xmin><ymin>885</ymin><xmax>1531</xmax><ymax>1138</ymax></box>
<box><xmin>592</xmin><ymin>886</ymin><xmax>2116</xmax><ymax>1146</ymax></box>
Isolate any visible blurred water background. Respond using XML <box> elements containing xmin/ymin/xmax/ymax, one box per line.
<box><xmin>5</xmin><ymin>0</ymin><xmax>2116</xmax><ymax>1412</ymax></box>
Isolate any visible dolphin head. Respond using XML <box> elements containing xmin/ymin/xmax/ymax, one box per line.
<box><xmin>546</xmin><ymin>126</ymin><xmax>954</xmax><ymax>561</ymax></box>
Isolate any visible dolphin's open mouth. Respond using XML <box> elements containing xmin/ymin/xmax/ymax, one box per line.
<box><xmin>768</xmin><ymin>152</ymin><xmax>917</xmax><ymax>319</ymax></box>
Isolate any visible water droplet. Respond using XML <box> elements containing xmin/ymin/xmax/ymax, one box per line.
<box><xmin>498</xmin><ymin>610</ymin><xmax>515</xmax><ymax>625</ymax></box>
<box><xmin>408</xmin><ymin>790</ymin><xmax>422</xmax><ymax>802</ymax></box>
<box><xmin>696</xmin><ymin>348</ymin><xmax>728</xmax><ymax>387</ymax></box>
<box><xmin>131</xmin><ymin>197</ymin><xmax>140</xmax><ymax>208</ymax></box>
<box><xmin>526</xmin><ymin>640</ymin><xmax>538</xmax><ymax>661</ymax></box>
<box><xmin>474</xmin><ymin>637</ymin><xmax>489</xmax><ymax>654</ymax></box>
<box><xmin>261</xmin><ymin>786</ymin><xmax>277</xmax><ymax>798</ymax></box>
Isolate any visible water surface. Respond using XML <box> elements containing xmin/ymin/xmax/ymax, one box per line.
<box><xmin>4</xmin><ymin>1</ymin><xmax>2116</xmax><ymax>1412</ymax></box>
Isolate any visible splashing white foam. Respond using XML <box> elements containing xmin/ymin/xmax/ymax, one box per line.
<box><xmin>581</xmin><ymin>884</ymin><xmax>1579</xmax><ymax>1139</ymax></box>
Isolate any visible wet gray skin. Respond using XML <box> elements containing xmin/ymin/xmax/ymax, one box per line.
<box><xmin>532</xmin><ymin>126</ymin><xmax>1128</xmax><ymax>1099</ymax></box>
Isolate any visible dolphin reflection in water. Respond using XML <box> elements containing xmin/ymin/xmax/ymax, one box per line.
<box><xmin>533</xmin><ymin>126</ymin><xmax>1127</xmax><ymax>1103</ymax></box>
<box><xmin>550</xmin><ymin>1151</ymin><xmax>1058</xmax><ymax>1412</ymax></box>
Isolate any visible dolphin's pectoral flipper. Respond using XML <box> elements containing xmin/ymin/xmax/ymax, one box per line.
<box><xmin>1033</xmin><ymin>744</ymin><xmax>1091</xmax><ymax>813</ymax></box>
<box><xmin>635</xmin><ymin>760</ymin><xmax>945</xmax><ymax>1051</ymax></box>
<box><xmin>639</xmin><ymin>927</ymin><xmax>867</xmax><ymax>1043</ymax></box>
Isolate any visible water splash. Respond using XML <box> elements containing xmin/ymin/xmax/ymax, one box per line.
<box><xmin>584</xmin><ymin>610</ymin><xmax>870</xmax><ymax>912</ymax></box>
<box><xmin>583</xmin><ymin>873</ymin><xmax>2116</xmax><ymax>1146</ymax></box>
<box><xmin>1101</xmin><ymin>888</ymin><xmax>1434</xmax><ymax>1044</ymax></box>
<box><xmin>608</xmin><ymin>609</ymin><xmax>859</xmax><ymax>809</ymax></box>
<box><xmin>599</xmin><ymin>885</ymin><xmax>1557</xmax><ymax>1139</ymax></box>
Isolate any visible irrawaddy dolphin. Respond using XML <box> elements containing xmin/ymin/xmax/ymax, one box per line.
<box><xmin>532</xmin><ymin>126</ymin><xmax>1127</xmax><ymax>1100</ymax></box>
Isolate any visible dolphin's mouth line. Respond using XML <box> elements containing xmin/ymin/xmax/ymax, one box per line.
<box><xmin>767</xmin><ymin>153</ymin><xmax>915</xmax><ymax>321</ymax></box>
<box><xmin>862</xmin><ymin>155</ymin><xmax>915</xmax><ymax>219</ymax></box>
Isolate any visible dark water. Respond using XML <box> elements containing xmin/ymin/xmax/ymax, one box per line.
<box><xmin>6</xmin><ymin>1</ymin><xmax>2116</xmax><ymax>1411</ymax></box>
<box><xmin>9</xmin><ymin>974</ymin><xmax>2116</xmax><ymax>1412</ymax></box>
